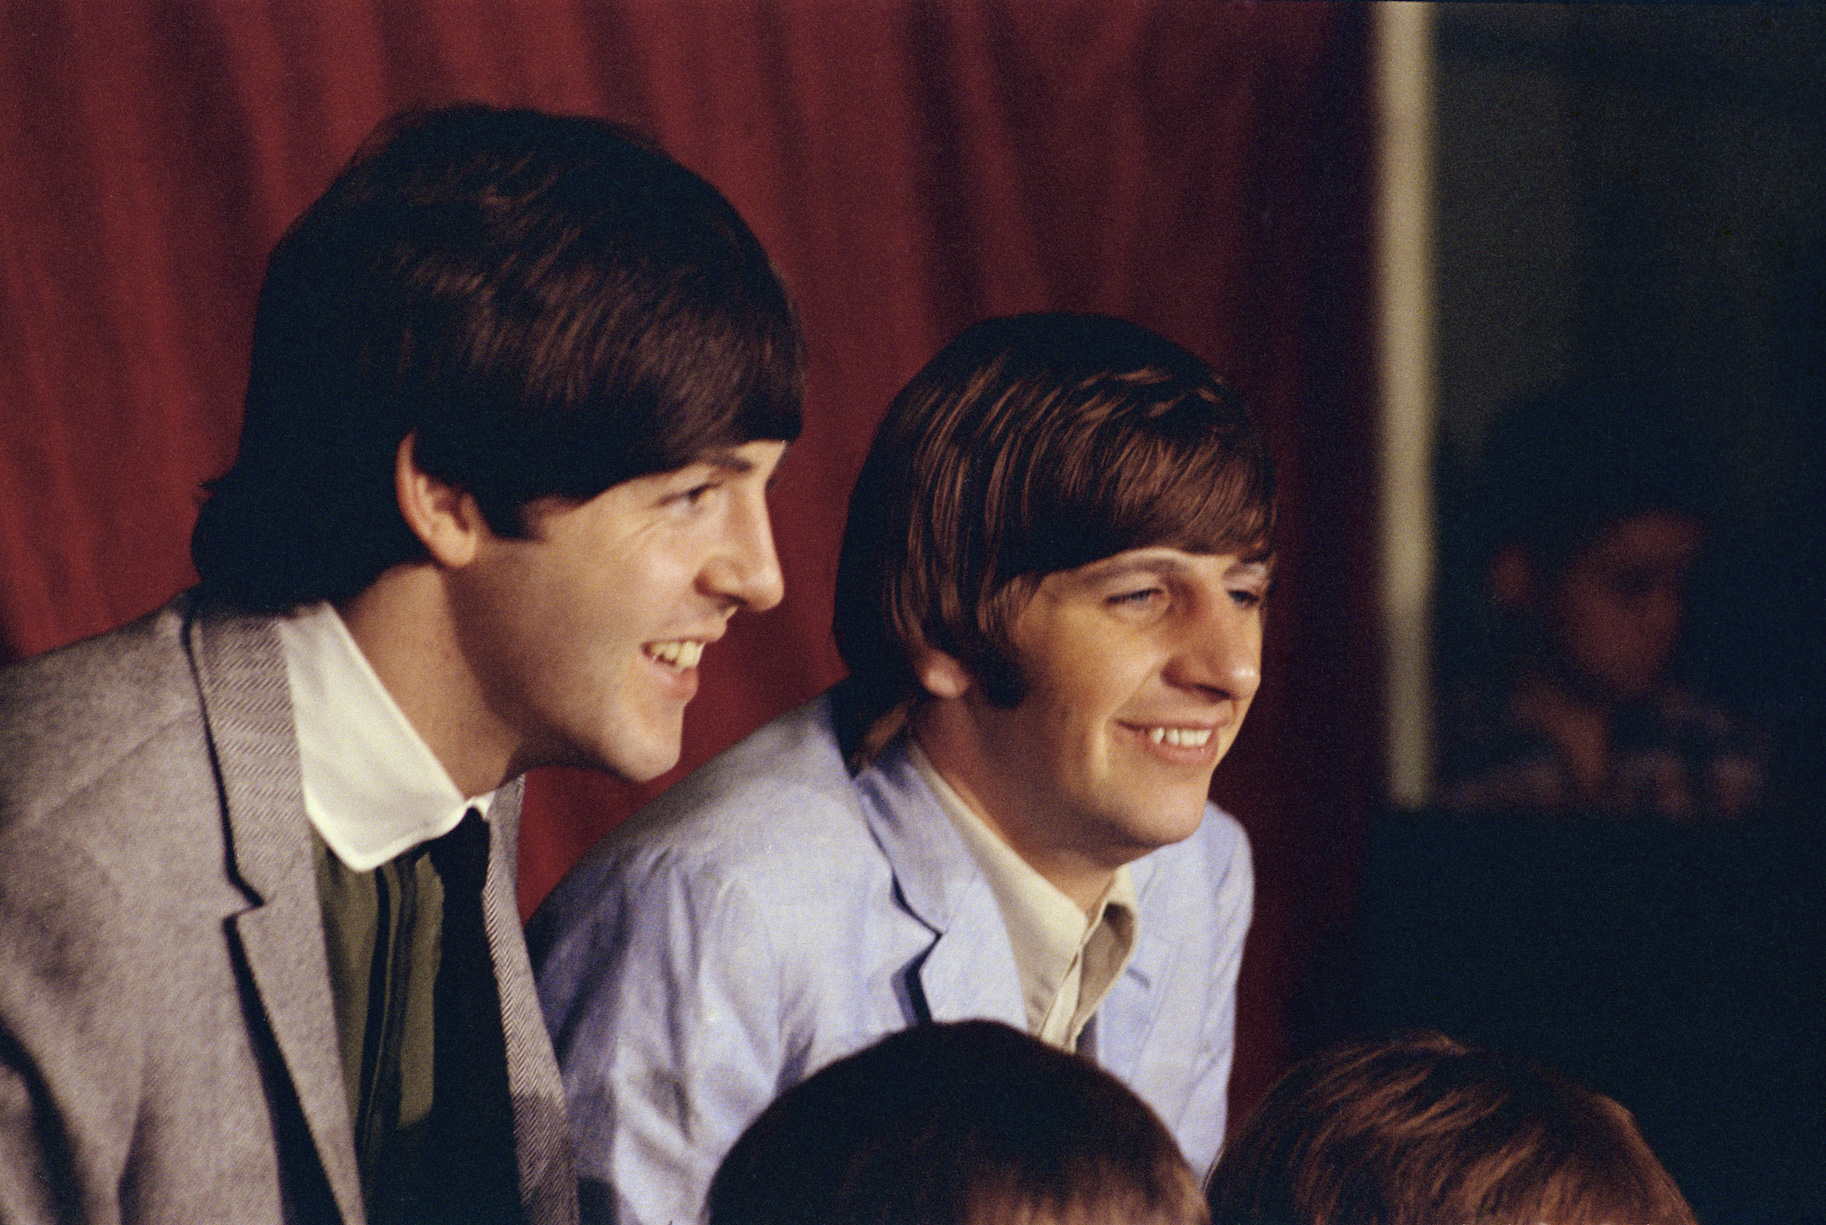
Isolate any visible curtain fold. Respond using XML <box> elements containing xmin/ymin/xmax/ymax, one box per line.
<box><xmin>1</xmin><ymin>0</ymin><xmax>1374</xmax><ymax>1115</ymax></box>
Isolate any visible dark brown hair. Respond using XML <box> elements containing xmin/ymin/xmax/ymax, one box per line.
<box><xmin>832</xmin><ymin>312</ymin><xmax>1273</xmax><ymax>755</ymax></box>
<box><xmin>708</xmin><ymin>1020</ymin><xmax>1207</xmax><ymax>1225</ymax></box>
<box><xmin>193</xmin><ymin>103</ymin><xmax>802</xmax><ymax>612</ymax></box>
<box><xmin>1205</xmin><ymin>1032</ymin><xmax>1697</xmax><ymax>1225</ymax></box>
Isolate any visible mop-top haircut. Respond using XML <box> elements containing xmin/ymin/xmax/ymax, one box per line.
<box><xmin>832</xmin><ymin>312</ymin><xmax>1273</xmax><ymax>751</ymax></box>
<box><xmin>193</xmin><ymin>103</ymin><xmax>802</xmax><ymax>612</ymax></box>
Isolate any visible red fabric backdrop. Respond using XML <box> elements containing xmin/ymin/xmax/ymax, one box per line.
<box><xmin>0</xmin><ymin>0</ymin><xmax>1377</xmax><ymax>1117</ymax></box>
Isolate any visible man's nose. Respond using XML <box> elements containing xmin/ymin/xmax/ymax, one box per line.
<box><xmin>1169</xmin><ymin>601</ymin><xmax>1261</xmax><ymax>702</ymax></box>
<box><xmin>705</xmin><ymin>494</ymin><xmax>785</xmax><ymax>613</ymax></box>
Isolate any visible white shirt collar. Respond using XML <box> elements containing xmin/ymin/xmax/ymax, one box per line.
<box><xmin>277</xmin><ymin>601</ymin><xmax>495</xmax><ymax>872</ymax></box>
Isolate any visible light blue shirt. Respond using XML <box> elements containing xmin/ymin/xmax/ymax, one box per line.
<box><xmin>530</xmin><ymin>695</ymin><xmax>1253</xmax><ymax>1225</ymax></box>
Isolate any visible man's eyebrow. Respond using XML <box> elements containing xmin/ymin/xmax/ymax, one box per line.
<box><xmin>1076</xmin><ymin>556</ymin><xmax>1182</xmax><ymax>583</ymax></box>
<box><xmin>1073</xmin><ymin>551</ymin><xmax>1276</xmax><ymax>587</ymax></box>
<box><xmin>691</xmin><ymin>448</ymin><xmax>757</xmax><ymax>475</ymax></box>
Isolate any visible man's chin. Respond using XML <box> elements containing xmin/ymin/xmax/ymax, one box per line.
<box><xmin>1102</xmin><ymin>808</ymin><xmax>1208</xmax><ymax>863</ymax></box>
<box><xmin>607</xmin><ymin>740</ymin><xmax>683</xmax><ymax>785</ymax></box>
<box><xmin>1147</xmin><ymin>799</ymin><xmax>1212</xmax><ymax>849</ymax></box>
<box><xmin>543</xmin><ymin>723</ymin><xmax>683</xmax><ymax>785</ymax></box>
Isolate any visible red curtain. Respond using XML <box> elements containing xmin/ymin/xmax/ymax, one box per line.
<box><xmin>1</xmin><ymin>0</ymin><xmax>1376</xmax><ymax>1116</ymax></box>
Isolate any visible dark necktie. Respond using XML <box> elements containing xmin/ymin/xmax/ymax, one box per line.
<box><xmin>322</xmin><ymin>809</ymin><xmax>523</xmax><ymax>1225</ymax></box>
<box><xmin>416</xmin><ymin>808</ymin><xmax>522</xmax><ymax>1225</ymax></box>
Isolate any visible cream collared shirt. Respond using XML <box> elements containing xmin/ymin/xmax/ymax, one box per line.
<box><xmin>908</xmin><ymin>740</ymin><xmax>1137</xmax><ymax>1051</ymax></box>
<box><xmin>276</xmin><ymin>601</ymin><xmax>495</xmax><ymax>872</ymax></box>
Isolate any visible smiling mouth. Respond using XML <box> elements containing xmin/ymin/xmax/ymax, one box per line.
<box><xmin>645</xmin><ymin>640</ymin><xmax>705</xmax><ymax>671</ymax></box>
<box><xmin>1143</xmin><ymin>726</ymin><xmax>1214</xmax><ymax>748</ymax></box>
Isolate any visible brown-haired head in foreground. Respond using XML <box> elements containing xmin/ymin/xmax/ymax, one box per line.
<box><xmin>831</xmin><ymin>311</ymin><xmax>1273</xmax><ymax>759</ymax></box>
<box><xmin>1205</xmin><ymin>1031</ymin><xmax>1696</xmax><ymax>1225</ymax></box>
<box><xmin>707</xmin><ymin>1020</ymin><xmax>1208</xmax><ymax>1225</ymax></box>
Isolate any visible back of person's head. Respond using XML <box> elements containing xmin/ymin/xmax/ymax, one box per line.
<box><xmin>831</xmin><ymin>311</ymin><xmax>1274</xmax><ymax>755</ymax></box>
<box><xmin>1480</xmin><ymin>383</ymin><xmax>1713</xmax><ymax>577</ymax></box>
<box><xmin>1205</xmin><ymin>1032</ymin><xmax>1697</xmax><ymax>1225</ymax></box>
<box><xmin>192</xmin><ymin>103</ymin><xmax>802</xmax><ymax>612</ymax></box>
<box><xmin>708</xmin><ymin>1020</ymin><xmax>1208</xmax><ymax>1225</ymax></box>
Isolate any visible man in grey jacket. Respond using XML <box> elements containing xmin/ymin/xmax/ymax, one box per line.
<box><xmin>0</xmin><ymin>104</ymin><xmax>801</xmax><ymax>1225</ymax></box>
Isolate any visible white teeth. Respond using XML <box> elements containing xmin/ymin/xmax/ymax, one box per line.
<box><xmin>646</xmin><ymin>640</ymin><xmax>704</xmax><ymax>669</ymax></box>
<box><xmin>1147</xmin><ymin>727</ymin><xmax>1213</xmax><ymax>748</ymax></box>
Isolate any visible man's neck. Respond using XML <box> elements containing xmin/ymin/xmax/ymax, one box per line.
<box><xmin>336</xmin><ymin>566</ymin><xmax>517</xmax><ymax>798</ymax></box>
<box><xmin>910</xmin><ymin>709</ymin><xmax>1116</xmax><ymax>913</ymax></box>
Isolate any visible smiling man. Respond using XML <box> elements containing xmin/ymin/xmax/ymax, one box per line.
<box><xmin>0</xmin><ymin>106</ymin><xmax>800</xmax><ymax>1225</ymax></box>
<box><xmin>531</xmin><ymin>312</ymin><xmax>1274</xmax><ymax>1225</ymax></box>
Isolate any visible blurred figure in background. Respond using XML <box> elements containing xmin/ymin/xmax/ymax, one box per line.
<box><xmin>1205</xmin><ymin>1031</ymin><xmax>1697</xmax><ymax>1225</ymax></box>
<box><xmin>1437</xmin><ymin>384</ymin><xmax>1766</xmax><ymax>821</ymax></box>
<box><xmin>708</xmin><ymin>1020</ymin><xmax>1208</xmax><ymax>1225</ymax></box>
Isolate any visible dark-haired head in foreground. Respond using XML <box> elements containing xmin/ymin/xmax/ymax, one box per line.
<box><xmin>1205</xmin><ymin>1031</ymin><xmax>1697</xmax><ymax>1225</ymax></box>
<box><xmin>708</xmin><ymin>1021</ymin><xmax>1208</xmax><ymax>1225</ymax></box>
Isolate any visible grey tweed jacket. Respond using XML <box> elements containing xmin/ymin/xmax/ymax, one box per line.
<box><xmin>0</xmin><ymin>594</ymin><xmax>577</xmax><ymax>1225</ymax></box>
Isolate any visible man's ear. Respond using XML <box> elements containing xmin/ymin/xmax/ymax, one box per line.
<box><xmin>910</xmin><ymin>643</ymin><xmax>973</xmax><ymax>701</ymax></box>
<box><xmin>395</xmin><ymin>433</ymin><xmax>486</xmax><ymax>568</ymax></box>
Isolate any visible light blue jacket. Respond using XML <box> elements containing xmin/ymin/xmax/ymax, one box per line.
<box><xmin>530</xmin><ymin>695</ymin><xmax>1253</xmax><ymax>1225</ymax></box>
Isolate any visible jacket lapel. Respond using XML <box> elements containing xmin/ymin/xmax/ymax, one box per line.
<box><xmin>480</xmin><ymin>782</ymin><xmax>579</xmax><ymax>1225</ymax></box>
<box><xmin>856</xmin><ymin>740</ymin><xmax>1026</xmax><ymax>1030</ymax></box>
<box><xmin>189</xmin><ymin>604</ymin><xmax>368</xmax><ymax>1225</ymax></box>
<box><xmin>857</xmin><ymin>733</ymin><xmax>1170</xmax><ymax>1077</ymax></box>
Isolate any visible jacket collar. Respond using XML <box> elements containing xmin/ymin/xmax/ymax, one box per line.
<box><xmin>186</xmin><ymin>598</ymin><xmax>370</xmax><ymax>1225</ymax></box>
<box><xmin>850</xmin><ymin>733</ymin><xmax>1019</xmax><ymax>1031</ymax></box>
<box><xmin>188</xmin><ymin>596</ymin><xmax>577</xmax><ymax>1224</ymax></box>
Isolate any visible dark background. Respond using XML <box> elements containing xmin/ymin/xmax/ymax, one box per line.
<box><xmin>1429</xmin><ymin>5</ymin><xmax>1826</xmax><ymax>789</ymax></box>
<box><xmin>1375</xmin><ymin>11</ymin><xmax>1826</xmax><ymax>1222</ymax></box>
